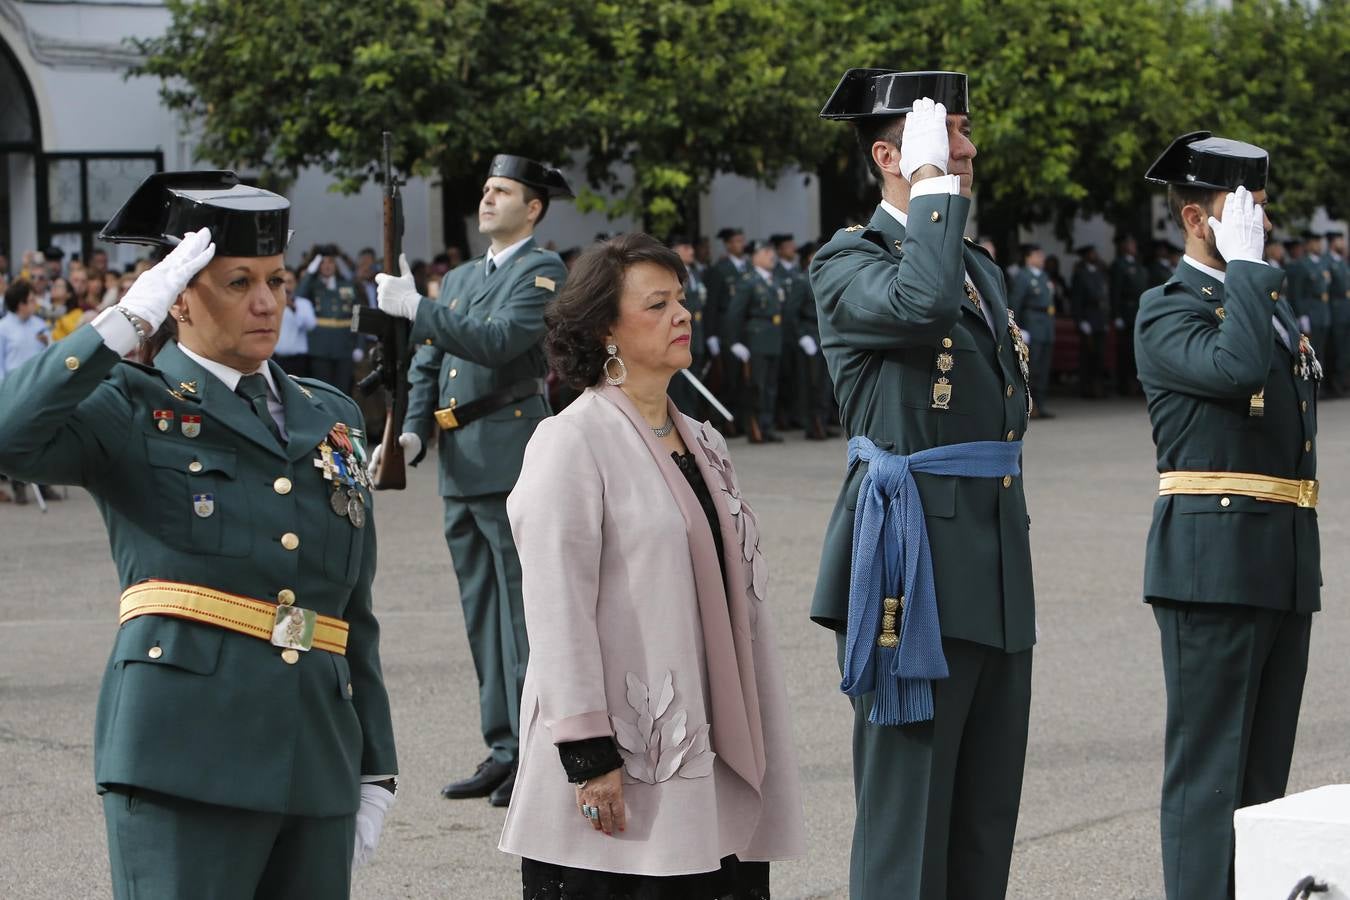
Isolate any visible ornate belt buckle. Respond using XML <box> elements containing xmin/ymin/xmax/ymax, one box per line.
<box><xmin>434</xmin><ymin>406</ymin><xmax>461</xmax><ymax>430</ymax></box>
<box><xmin>1298</xmin><ymin>480</ymin><xmax>1318</xmax><ymax>509</ymax></box>
<box><xmin>271</xmin><ymin>606</ymin><xmax>317</xmax><ymax>651</ymax></box>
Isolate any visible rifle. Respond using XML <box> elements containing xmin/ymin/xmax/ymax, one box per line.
<box><xmin>351</xmin><ymin>131</ymin><xmax>410</xmax><ymax>490</ymax></box>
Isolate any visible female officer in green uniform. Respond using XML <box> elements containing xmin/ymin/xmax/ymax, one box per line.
<box><xmin>0</xmin><ymin>172</ymin><xmax>398</xmax><ymax>900</ymax></box>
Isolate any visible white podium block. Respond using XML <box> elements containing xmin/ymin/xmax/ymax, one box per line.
<box><xmin>1235</xmin><ymin>785</ymin><xmax>1350</xmax><ymax>900</ymax></box>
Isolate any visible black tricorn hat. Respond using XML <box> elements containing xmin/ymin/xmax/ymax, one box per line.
<box><xmin>716</xmin><ymin>227</ymin><xmax>743</xmax><ymax>242</ymax></box>
<box><xmin>1301</xmin><ymin>230</ymin><xmax>1321</xmax><ymax>241</ymax></box>
<box><xmin>1282</xmin><ymin>238</ymin><xmax>1301</xmax><ymax>249</ymax></box>
<box><xmin>1073</xmin><ymin>244</ymin><xmax>1097</xmax><ymax>256</ymax></box>
<box><xmin>486</xmin><ymin>154</ymin><xmax>574</xmax><ymax>199</ymax></box>
<box><xmin>820</xmin><ymin>68</ymin><xmax>969</xmax><ymax>121</ymax></box>
<box><xmin>769</xmin><ymin>233</ymin><xmax>795</xmax><ymax>247</ymax></box>
<box><xmin>1326</xmin><ymin>230</ymin><xmax>1344</xmax><ymax>240</ymax></box>
<box><xmin>99</xmin><ymin>171</ymin><xmax>291</xmax><ymax>257</ymax></box>
<box><xmin>1144</xmin><ymin>131</ymin><xmax>1268</xmax><ymax>191</ymax></box>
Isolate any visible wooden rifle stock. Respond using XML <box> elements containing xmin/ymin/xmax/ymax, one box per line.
<box><xmin>372</xmin><ymin>410</ymin><xmax>406</xmax><ymax>489</ymax></box>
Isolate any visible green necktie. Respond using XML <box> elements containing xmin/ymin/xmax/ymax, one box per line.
<box><xmin>236</xmin><ymin>373</ymin><xmax>283</xmax><ymax>443</ymax></box>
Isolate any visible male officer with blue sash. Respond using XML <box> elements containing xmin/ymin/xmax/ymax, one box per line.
<box><xmin>810</xmin><ymin>68</ymin><xmax>1036</xmax><ymax>900</ymax></box>
<box><xmin>1135</xmin><ymin>133</ymin><xmax>1320</xmax><ymax>900</ymax></box>
<box><xmin>375</xmin><ymin>154</ymin><xmax>571</xmax><ymax>807</ymax></box>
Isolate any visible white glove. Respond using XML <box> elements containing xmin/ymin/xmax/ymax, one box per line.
<box><xmin>352</xmin><ymin>783</ymin><xmax>396</xmax><ymax>869</ymax></box>
<box><xmin>1114</xmin><ymin>317</ymin><xmax>1126</xmax><ymax>330</ymax></box>
<box><xmin>1207</xmin><ymin>186</ymin><xmax>1266</xmax><ymax>265</ymax></box>
<box><xmin>369</xmin><ymin>432</ymin><xmax>422</xmax><ymax>474</ymax></box>
<box><xmin>1299</xmin><ymin>315</ymin><xmax>1311</xmax><ymax>333</ymax></box>
<box><xmin>799</xmin><ymin>334</ymin><xmax>818</xmax><ymax>356</ymax></box>
<box><xmin>1021</xmin><ymin>329</ymin><xmax>1032</xmax><ymax>345</ymax></box>
<box><xmin>335</xmin><ymin>257</ymin><xmax>352</xmax><ymax>280</ymax></box>
<box><xmin>117</xmin><ymin>228</ymin><xmax>215</xmax><ymax>329</ymax></box>
<box><xmin>1078</xmin><ymin>321</ymin><xmax>1092</xmax><ymax>336</ymax></box>
<box><xmin>706</xmin><ymin>335</ymin><xmax>721</xmax><ymax>357</ymax></box>
<box><xmin>352</xmin><ymin>347</ymin><xmax>365</xmax><ymax>363</ymax></box>
<box><xmin>306</xmin><ymin>254</ymin><xmax>323</xmax><ymax>275</ymax></box>
<box><xmin>374</xmin><ymin>253</ymin><xmax>423</xmax><ymax>320</ymax></box>
<box><xmin>898</xmin><ymin>98</ymin><xmax>949</xmax><ymax>182</ymax></box>
<box><xmin>730</xmin><ymin>342</ymin><xmax>751</xmax><ymax>363</ymax></box>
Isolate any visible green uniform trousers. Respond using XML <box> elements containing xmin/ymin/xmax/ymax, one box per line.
<box><xmin>1152</xmin><ymin>601</ymin><xmax>1311</xmax><ymax>900</ymax></box>
<box><xmin>103</xmin><ymin>787</ymin><xmax>354</xmax><ymax>900</ymax></box>
<box><xmin>837</xmin><ymin>633</ymin><xmax>1032</xmax><ymax>900</ymax></box>
<box><xmin>443</xmin><ymin>492</ymin><xmax>528</xmax><ymax>764</ymax></box>
<box><xmin>749</xmin><ymin>354</ymin><xmax>781</xmax><ymax>432</ymax></box>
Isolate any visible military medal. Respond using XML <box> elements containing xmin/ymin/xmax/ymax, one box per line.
<box><xmin>964</xmin><ymin>281</ymin><xmax>982</xmax><ymax>312</ymax></box>
<box><xmin>346</xmin><ymin>489</ymin><xmax>366</xmax><ymax>528</ymax></box>
<box><xmin>1249</xmin><ymin>389</ymin><xmax>1265</xmax><ymax>417</ymax></box>
<box><xmin>1008</xmin><ymin>310</ymin><xmax>1034</xmax><ymax>421</ymax></box>
<box><xmin>192</xmin><ymin>492</ymin><xmax>214</xmax><ymax>518</ymax></box>
<box><xmin>1297</xmin><ymin>334</ymin><xmax>1323</xmax><ymax>382</ymax></box>
<box><xmin>313</xmin><ymin>441</ymin><xmax>337</xmax><ymax>481</ymax></box>
<box><xmin>330</xmin><ymin>486</ymin><xmax>350</xmax><ymax>517</ymax></box>
<box><xmin>153</xmin><ymin>409</ymin><xmax>174</xmax><ymax>433</ymax></box>
<box><xmin>181</xmin><ymin>414</ymin><xmax>202</xmax><ymax>438</ymax></box>
<box><xmin>932</xmin><ymin>352</ymin><xmax>955</xmax><ymax>410</ymax></box>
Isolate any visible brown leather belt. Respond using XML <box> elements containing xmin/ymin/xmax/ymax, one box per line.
<box><xmin>1158</xmin><ymin>471</ymin><xmax>1319</xmax><ymax>508</ymax></box>
<box><xmin>435</xmin><ymin>378</ymin><xmax>545</xmax><ymax>430</ymax></box>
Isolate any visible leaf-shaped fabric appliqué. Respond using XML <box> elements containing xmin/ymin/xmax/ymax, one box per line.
<box><xmin>611</xmin><ymin>671</ymin><xmax>715</xmax><ymax>785</ymax></box>
<box><xmin>693</xmin><ymin>421</ymin><xmax>767</xmax><ymax>627</ymax></box>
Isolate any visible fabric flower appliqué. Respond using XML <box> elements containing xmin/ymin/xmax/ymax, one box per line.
<box><xmin>610</xmin><ymin>671</ymin><xmax>715</xmax><ymax>784</ymax></box>
<box><xmin>696</xmin><ymin>421</ymin><xmax>767</xmax><ymax>624</ymax></box>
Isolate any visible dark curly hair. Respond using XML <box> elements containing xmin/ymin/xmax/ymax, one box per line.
<box><xmin>545</xmin><ymin>233</ymin><xmax>688</xmax><ymax>390</ymax></box>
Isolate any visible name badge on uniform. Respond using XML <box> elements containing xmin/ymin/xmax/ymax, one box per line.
<box><xmin>181</xmin><ymin>414</ymin><xmax>202</xmax><ymax>438</ymax></box>
<box><xmin>193</xmin><ymin>493</ymin><xmax>215</xmax><ymax>518</ymax></box>
<box><xmin>153</xmin><ymin>409</ymin><xmax>174</xmax><ymax>433</ymax></box>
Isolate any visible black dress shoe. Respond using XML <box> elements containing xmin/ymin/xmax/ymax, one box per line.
<box><xmin>761</xmin><ymin>430</ymin><xmax>785</xmax><ymax>443</ymax></box>
<box><xmin>441</xmin><ymin>757</ymin><xmax>513</xmax><ymax>799</ymax></box>
<box><xmin>488</xmin><ymin>767</ymin><xmax>516</xmax><ymax>807</ymax></box>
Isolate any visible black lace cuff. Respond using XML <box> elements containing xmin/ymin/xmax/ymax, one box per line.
<box><xmin>557</xmin><ymin>736</ymin><xmax>623</xmax><ymax>783</ymax></box>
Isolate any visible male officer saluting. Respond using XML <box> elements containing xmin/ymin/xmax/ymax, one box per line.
<box><xmin>1135</xmin><ymin>133</ymin><xmax>1320</xmax><ymax>900</ymax></box>
<box><xmin>0</xmin><ymin>172</ymin><xmax>398</xmax><ymax>898</ymax></box>
<box><xmin>1009</xmin><ymin>242</ymin><xmax>1056</xmax><ymax>417</ymax></box>
<box><xmin>299</xmin><ymin>245</ymin><xmax>363</xmax><ymax>395</ymax></box>
<box><xmin>811</xmin><ymin>69</ymin><xmax>1036</xmax><ymax>900</ymax></box>
<box><xmin>375</xmin><ymin>154</ymin><xmax>571</xmax><ymax>807</ymax></box>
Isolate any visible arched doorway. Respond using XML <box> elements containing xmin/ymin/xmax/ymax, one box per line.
<box><xmin>0</xmin><ymin>33</ymin><xmax>41</xmax><ymax>268</ymax></box>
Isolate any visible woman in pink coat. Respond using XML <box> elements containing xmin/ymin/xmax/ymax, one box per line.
<box><xmin>500</xmin><ymin>233</ymin><xmax>805</xmax><ymax>898</ymax></box>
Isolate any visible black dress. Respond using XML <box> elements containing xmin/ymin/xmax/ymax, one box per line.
<box><xmin>520</xmin><ymin>451</ymin><xmax>769</xmax><ymax>900</ymax></box>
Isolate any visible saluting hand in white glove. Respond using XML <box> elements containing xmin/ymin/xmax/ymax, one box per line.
<box><xmin>118</xmin><ymin>228</ymin><xmax>215</xmax><ymax>329</ymax></box>
<box><xmin>1207</xmin><ymin>186</ymin><xmax>1266</xmax><ymax>265</ymax></box>
<box><xmin>374</xmin><ymin>253</ymin><xmax>423</xmax><ymax>320</ymax></box>
<box><xmin>369</xmin><ymin>433</ymin><xmax>422</xmax><ymax>474</ymax></box>
<box><xmin>899</xmin><ymin>98</ymin><xmax>949</xmax><ymax>183</ymax></box>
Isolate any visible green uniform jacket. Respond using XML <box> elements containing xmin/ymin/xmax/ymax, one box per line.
<box><xmin>774</xmin><ymin>262</ymin><xmax>806</xmax><ymax>346</ymax></box>
<box><xmin>1328</xmin><ymin>253</ymin><xmax>1350</xmax><ymax>326</ymax></box>
<box><xmin>1008</xmin><ymin>267</ymin><xmax>1055</xmax><ymax>343</ymax></box>
<box><xmin>298</xmin><ymin>274</ymin><xmax>360</xmax><ymax>360</ymax></box>
<box><xmin>1071</xmin><ymin>261</ymin><xmax>1110</xmax><ymax>331</ymax></box>
<box><xmin>0</xmin><ymin>327</ymin><xmax>397</xmax><ymax>817</ymax></box>
<box><xmin>704</xmin><ymin>256</ymin><xmax>746</xmax><ymax>343</ymax></box>
<box><xmin>1287</xmin><ymin>255</ymin><xmax>1333</xmax><ymax>331</ymax></box>
<box><xmin>723</xmin><ymin>270</ymin><xmax>786</xmax><ymax>356</ymax></box>
<box><xmin>1110</xmin><ymin>255</ymin><xmax>1150</xmax><ymax>324</ymax></box>
<box><xmin>404</xmin><ymin>239</ymin><xmax>565</xmax><ymax>498</ymax></box>
<box><xmin>793</xmin><ymin>266</ymin><xmax>820</xmax><ymax>342</ymax></box>
<box><xmin>809</xmin><ymin>196</ymin><xmax>1036</xmax><ymax>652</ymax></box>
<box><xmin>685</xmin><ymin>266</ymin><xmax>709</xmax><ymax>359</ymax></box>
<box><xmin>1135</xmin><ymin>260</ymin><xmax>1320</xmax><ymax>613</ymax></box>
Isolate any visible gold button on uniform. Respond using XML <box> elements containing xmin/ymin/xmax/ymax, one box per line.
<box><xmin>1270</xmin><ymin>291</ymin><xmax>1279</xmax><ymax>300</ymax></box>
<box><xmin>64</xmin><ymin>356</ymin><xmax>80</xmax><ymax>371</ymax></box>
<box><xmin>347</xmin><ymin>682</ymin><xmax>354</xmax><ymax>696</ymax></box>
<box><xmin>449</xmin><ymin>368</ymin><xmax>458</xmax><ymax>378</ymax></box>
<box><xmin>514</xmin><ymin>409</ymin><xmax>522</xmax><ymax>418</ymax></box>
<box><xmin>448</xmin><ymin>398</ymin><xmax>456</xmax><ymax>408</ymax></box>
<box><xmin>1006</xmin><ymin>431</ymin><xmax>1016</xmax><ymax>441</ymax></box>
<box><xmin>273</xmin><ymin>477</ymin><xmax>293</xmax><ymax>495</ymax></box>
<box><xmin>281</xmin><ymin>532</ymin><xmax>300</xmax><ymax>551</ymax></box>
<box><xmin>930</xmin><ymin>210</ymin><xmax>941</xmax><ymax>222</ymax></box>
<box><xmin>1305</xmin><ymin>440</ymin><xmax>1312</xmax><ymax>452</ymax></box>
<box><xmin>147</xmin><ymin>646</ymin><xmax>163</xmax><ymax>660</ymax></box>
<box><xmin>188</xmin><ymin>461</ymin><xmax>203</xmax><ymax>473</ymax></box>
<box><xmin>1220</xmin><ymin>497</ymin><xmax>1231</xmax><ymax>508</ymax></box>
<box><xmin>277</xmin><ymin>589</ymin><xmax>296</xmax><ymax>606</ymax></box>
<box><xmin>1002</xmin><ymin>475</ymin><xmax>1013</xmax><ymax>488</ymax></box>
<box><xmin>1301</xmin><ymin>401</ymin><xmax>1308</xmax><ymax>412</ymax></box>
<box><xmin>1006</xmin><ymin>385</ymin><xmax>1014</xmax><ymax>398</ymax></box>
<box><xmin>281</xmin><ymin>649</ymin><xmax>300</xmax><ymax>665</ymax></box>
<box><xmin>942</xmin><ymin>338</ymin><xmax>953</xmax><ymax>348</ymax></box>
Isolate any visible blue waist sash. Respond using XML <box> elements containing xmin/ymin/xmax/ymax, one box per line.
<box><xmin>841</xmin><ymin>435</ymin><xmax>1023</xmax><ymax>725</ymax></box>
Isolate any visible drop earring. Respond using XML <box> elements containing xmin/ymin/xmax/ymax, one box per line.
<box><xmin>603</xmin><ymin>343</ymin><xmax>627</xmax><ymax>386</ymax></box>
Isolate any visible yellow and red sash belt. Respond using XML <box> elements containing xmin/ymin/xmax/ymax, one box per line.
<box><xmin>119</xmin><ymin>580</ymin><xmax>349</xmax><ymax>655</ymax></box>
<box><xmin>1158</xmin><ymin>471</ymin><xmax>1319</xmax><ymax>509</ymax></box>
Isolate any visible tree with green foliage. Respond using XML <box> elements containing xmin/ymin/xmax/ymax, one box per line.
<box><xmin>133</xmin><ymin>0</ymin><xmax>836</xmax><ymax>238</ymax></box>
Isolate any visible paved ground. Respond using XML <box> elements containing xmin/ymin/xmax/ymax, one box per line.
<box><xmin>1</xmin><ymin>396</ymin><xmax>1346</xmax><ymax>899</ymax></box>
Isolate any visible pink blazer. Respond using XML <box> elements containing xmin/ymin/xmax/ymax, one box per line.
<box><xmin>499</xmin><ymin>385</ymin><xmax>804</xmax><ymax>876</ymax></box>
